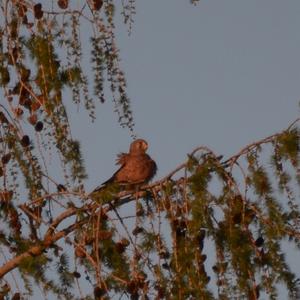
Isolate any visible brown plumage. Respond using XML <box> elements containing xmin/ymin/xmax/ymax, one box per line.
<box><xmin>92</xmin><ymin>139</ymin><xmax>157</xmax><ymax>193</ymax></box>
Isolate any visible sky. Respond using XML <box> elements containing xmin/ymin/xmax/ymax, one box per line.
<box><xmin>76</xmin><ymin>0</ymin><xmax>300</xmax><ymax>190</ymax></box>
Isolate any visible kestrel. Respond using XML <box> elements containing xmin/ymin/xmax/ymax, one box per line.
<box><xmin>92</xmin><ymin>139</ymin><xmax>157</xmax><ymax>193</ymax></box>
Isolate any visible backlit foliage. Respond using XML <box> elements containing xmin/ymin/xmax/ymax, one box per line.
<box><xmin>0</xmin><ymin>1</ymin><xmax>299</xmax><ymax>299</ymax></box>
<box><xmin>0</xmin><ymin>118</ymin><xmax>298</xmax><ymax>299</ymax></box>
<box><xmin>0</xmin><ymin>0</ymin><xmax>135</xmax><ymax>196</ymax></box>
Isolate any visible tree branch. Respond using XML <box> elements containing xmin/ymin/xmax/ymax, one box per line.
<box><xmin>1</xmin><ymin>119</ymin><xmax>298</xmax><ymax>279</ymax></box>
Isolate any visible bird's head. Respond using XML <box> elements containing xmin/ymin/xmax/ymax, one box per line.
<box><xmin>130</xmin><ymin>139</ymin><xmax>148</xmax><ymax>153</ymax></box>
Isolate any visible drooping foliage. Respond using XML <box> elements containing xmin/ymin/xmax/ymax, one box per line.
<box><xmin>0</xmin><ymin>119</ymin><xmax>298</xmax><ymax>299</ymax></box>
<box><xmin>0</xmin><ymin>1</ymin><xmax>299</xmax><ymax>300</ymax></box>
<box><xmin>0</xmin><ymin>0</ymin><xmax>136</xmax><ymax>198</ymax></box>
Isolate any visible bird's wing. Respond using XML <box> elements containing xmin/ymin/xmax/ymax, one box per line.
<box><xmin>91</xmin><ymin>148</ymin><xmax>156</xmax><ymax>195</ymax></box>
<box><xmin>115</xmin><ymin>152</ymin><xmax>129</xmax><ymax>165</ymax></box>
<box><xmin>91</xmin><ymin>152</ymin><xmax>130</xmax><ymax>194</ymax></box>
<box><xmin>113</xmin><ymin>153</ymin><xmax>157</xmax><ymax>184</ymax></box>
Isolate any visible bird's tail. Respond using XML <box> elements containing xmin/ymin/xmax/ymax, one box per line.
<box><xmin>92</xmin><ymin>174</ymin><xmax>116</xmax><ymax>193</ymax></box>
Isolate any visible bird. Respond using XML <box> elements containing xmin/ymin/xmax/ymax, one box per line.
<box><xmin>91</xmin><ymin>139</ymin><xmax>157</xmax><ymax>195</ymax></box>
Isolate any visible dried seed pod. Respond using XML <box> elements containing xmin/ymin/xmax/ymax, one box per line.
<box><xmin>132</xmin><ymin>226</ymin><xmax>143</xmax><ymax>236</ymax></box>
<box><xmin>22</xmin><ymin>15</ymin><xmax>28</xmax><ymax>25</ymax></box>
<box><xmin>0</xmin><ymin>67</ymin><xmax>10</xmax><ymax>85</ymax></box>
<box><xmin>0</xmin><ymin>112</ymin><xmax>9</xmax><ymax>124</ymax></box>
<box><xmin>197</xmin><ymin>229</ymin><xmax>206</xmax><ymax>251</ymax></box>
<box><xmin>20</xmin><ymin>135</ymin><xmax>30</xmax><ymax>147</ymax></box>
<box><xmin>255</xmin><ymin>236</ymin><xmax>264</xmax><ymax>247</ymax></box>
<box><xmin>115</xmin><ymin>238</ymin><xmax>130</xmax><ymax>253</ymax></box>
<box><xmin>9</xmin><ymin>208</ymin><xmax>21</xmax><ymax>229</ymax></box>
<box><xmin>18</xmin><ymin>4</ymin><xmax>25</xmax><ymax>17</ymax></box>
<box><xmin>33</xmin><ymin>3</ymin><xmax>43</xmax><ymax>19</ymax></box>
<box><xmin>100</xmin><ymin>208</ymin><xmax>108</xmax><ymax>220</ymax></box>
<box><xmin>57</xmin><ymin>0</ymin><xmax>68</xmax><ymax>9</ymax></box>
<box><xmin>115</xmin><ymin>242</ymin><xmax>126</xmax><ymax>253</ymax></box>
<box><xmin>12</xmin><ymin>292</ymin><xmax>21</xmax><ymax>300</ymax></box>
<box><xmin>233</xmin><ymin>212</ymin><xmax>242</xmax><ymax>224</ymax></box>
<box><xmin>35</xmin><ymin>121</ymin><xmax>43</xmax><ymax>131</ymax></box>
<box><xmin>28</xmin><ymin>114</ymin><xmax>38</xmax><ymax>125</ymax></box>
<box><xmin>199</xmin><ymin>254</ymin><xmax>207</xmax><ymax>263</ymax></box>
<box><xmin>2</xmin><ymin>153</ymin><xmax>11</xmax><ymax>164</ymax></box>
<box><xmin>92</xmin><ymin>0</ymin><xmax>103</xmax><ymax>11</ymax></box>
<box><xmin>12</xmin><ymin>83</ymin><xmax>20</xmax><ymax>94</ymax></box>
<box><xmin>94</xmin><ymin>286</ymin><xmax>106</xmax><ymax>299</ymax></box>
<box><xmin>126</xmin><ymin>280</ymin><xmax>137</xmax><ymax>295</ymax></box>
<box><xmin>57</xmin><ymin>184</ymin><xmax>67</xmax><ymax>192</ymax></box>
<box><xmin>73</xmin><ymin>271</ymin><xmax>81</xmax><ymax>278</ymax></box>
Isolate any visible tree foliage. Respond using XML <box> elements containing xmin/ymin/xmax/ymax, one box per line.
<box><xmin>0</xmin><ymin>1</ymin><xmax>299</xmax><ymax>300</ymax></box>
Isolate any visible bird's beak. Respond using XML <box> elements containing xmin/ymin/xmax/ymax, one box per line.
<box><xmin>142</xmin><ymin>141</ymin><xmax>148</xmax><ymax>151</ymax></box>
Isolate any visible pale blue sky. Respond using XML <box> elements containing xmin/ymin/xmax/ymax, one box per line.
<box><xmin>75</xmin><ymin>0</ymin><xmax>300</xmax><ymax>190</ymax></box>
